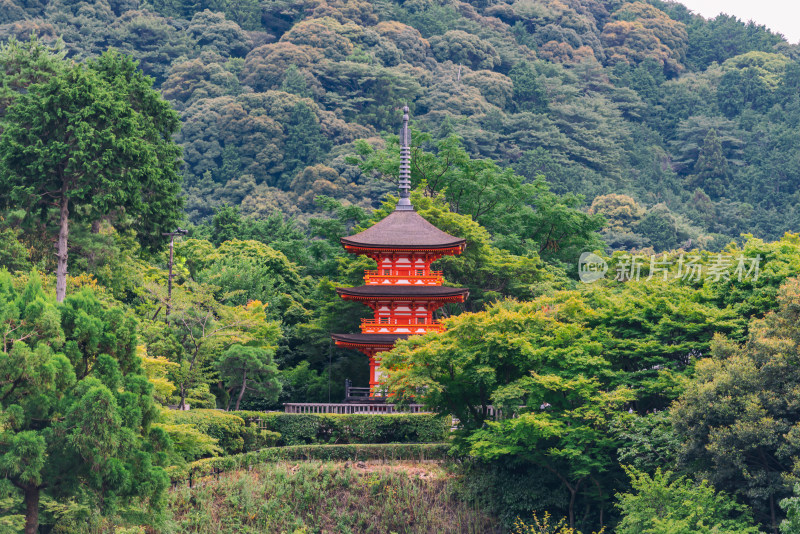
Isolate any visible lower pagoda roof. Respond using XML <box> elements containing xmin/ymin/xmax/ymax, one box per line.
<box><xmin>331</xmin><ymin>333</ymin><xmax>408</xmax><ymax>347</ymax></box>
<box><xmin>336</xmin><ymin>286</ymin><xmax>469</xmax><ymax>300</ymax></box>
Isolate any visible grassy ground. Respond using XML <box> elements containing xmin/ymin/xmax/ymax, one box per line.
<box><xmin>164</xmin><ymin>460</ymin><xmax>501</xmax><ymax>533</ymax></box>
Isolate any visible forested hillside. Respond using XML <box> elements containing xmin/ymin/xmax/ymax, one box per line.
<box><xmin>5</xmin><ymin>0</ymin><xmax>800</xmax><ymax>532</ymax></box>
<box><xmin>2</xmin><ymin>0</ymin><xmax>798</xmax><ymax>250</ymax></box>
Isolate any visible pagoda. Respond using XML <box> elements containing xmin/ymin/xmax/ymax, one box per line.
<box><xmin>331</xmin><ymin>107</ymin><xmax>468</xmax><ymax>396</ymax></box>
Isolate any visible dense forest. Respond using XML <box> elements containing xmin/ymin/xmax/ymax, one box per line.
<box><xmin>2</xmin><ymin>0</ymin><xmax>800</xmax><ymax>247</ymax></box>
<box><xmin>3</xmin><ymin>0</ymin><xmax>800</xmax><ymax>531</ymax></box>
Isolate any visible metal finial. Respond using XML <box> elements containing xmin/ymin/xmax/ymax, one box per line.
<box><xmin>396</xmin><ymin>105</ymin><xmax>414</xmax><ymax>211</ymax></box>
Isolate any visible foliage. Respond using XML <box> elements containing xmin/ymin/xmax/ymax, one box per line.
<box><xmin>780</xmin><ymin>484</ymin><xmax>800</xmax><ymax>534</ymax></box>
<box><xmin>0</xmin><ymin>48</ymin><xmax>182</xmax><ymax>302</ymax></box>
<box><xmin>162</xmin><ymin>409</ymin><xmax>277</xmax><ymax>456</ymax></box>
<box><xmin>353</xmin><ymin>132</ymin><xmax>605</xmax><ymax>269</ymax></box>
<box><xmin>0</xmin><ymin>273</ymin><xmax>168</xmax><ymax>532</ymax></box>
<box><xmin>139</xmin><ymin>278</ymin><xmax>275</xmax><ymax>409</ymax></box>
<box><xmin>166</xmin><ymin>460</ymin><xmax>496</xmax><ymax>533</ymax></box>
<box><xmin>169</xmin><ymin>443</ymin><xmax>453</xmax><ymax>481</ymax></box>
<box><xmin>612</xmin><ymin>411</ymin><xmax>680</xmax><ymax>475</ymax></box>
<box><xmin>615</xmin><ymin>467</ymin><xmax>759</xmax><ymax>534</ymax></box>
<box><xmin>232</xmin><ymin>412</ymin><xmax>451</xmax><ymax>446</ymax></box>
<box><xmin>512</xmin><ymin>512</ymin><xmax>604</xmax><ymax>534</ymax></box>
<box><xmin>217</xmin><ymin>344</ymin><xmax>280</xmax><ymax>411</ymax></box>
<box><xmin>672</xmin><ymin>277</ymin><xmax>800</xmax><ymax>531</ymax></box>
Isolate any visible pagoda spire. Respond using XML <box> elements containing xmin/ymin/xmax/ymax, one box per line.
<box><xmin>396</xmin><ymin>105</ymin><xmax>413</xmax><ymax>211</ymax></box>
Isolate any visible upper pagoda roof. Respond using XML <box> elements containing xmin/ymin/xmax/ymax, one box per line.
<box><xmin>340</xmin><ymin>210</ymin><xmax>466</xmax><ymax>250</ymax></box>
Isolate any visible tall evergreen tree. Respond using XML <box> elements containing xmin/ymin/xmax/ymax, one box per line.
<box><xmin>0</xmin><ymin>273</ymin><xmax>169</xmax><ymax>533</ymax></box>
<box><xmin>690</xmin><ymin>129</ymin><xmax>730</xmax><ymax>198</ymax></box>
<box><xmin>280</xmin><ymin>101</ymin><xmax>330</xmax><ymax>188</ymax></box>
<box><xmin>508</xmin><ymin>61</ymin><xmax>548</xmax><ymax>113</ymax></box>
<box><xmin>0</xmin><ymin>50</ymin><xmax>183</xmax><ymax>302</ymax></box>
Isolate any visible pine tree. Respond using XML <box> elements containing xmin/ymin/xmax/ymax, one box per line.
<box><xmin>280</xmin><ymin>102</ymin><xmax>330</xmax><ymax>188</ymax></box>
<box><xmin>280</xmin><ymin>64</ymin><xmax>311</xmax><ymax>97</ymax></box>
<box><xmin>691</xmin><ymin>129</ymin><xmax>730</xmax><ymax>198</ymax></box>
<box><xmin>0</xmin><ymin>50</ymin><xmax>183</xmax><ymax>302</ymax></box>
<box><xmin>0</xmin><ymin>273</ymin><xmax>169</xmax><ymax>533</ymax></box>
<box><xmin>508</xmin><ymin>61</ymin><xmax>548</xmax><ymax>113</ymax></box>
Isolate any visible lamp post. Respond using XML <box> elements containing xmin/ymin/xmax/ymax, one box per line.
<box><xmin>162</xmin><ymin>228</ymin><xmax>187</xmax><ymax>322</ymax></box>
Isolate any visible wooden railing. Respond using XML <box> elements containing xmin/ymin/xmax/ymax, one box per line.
<box><xmin>360</xmin><ymin>318</ymin><xmax>445</xmax><ymax>334</ymax></box>
<box><xmin>363</xmin><ymin>270</ymin><xmax>443</xmax><ymax>286</ymax></box>
<box><xmin>284</xmin><ymin>403</ymin><xmax>430</xmax><ymax>414</ymax></box>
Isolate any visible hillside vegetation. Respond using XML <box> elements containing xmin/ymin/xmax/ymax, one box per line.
<box><xmin>2</xmin><ymin>0</ymin><xmax>799</xmax><ymax>248</ymax></box>
<box><xmin>4</xmin><ymin>0</ymin><xmax>800</xmax><ymax>532</ymax></box>
<box><xmin>165</xmin><ymin>461</ymin><xmax>499</xmax><ymax>533</ymax></box>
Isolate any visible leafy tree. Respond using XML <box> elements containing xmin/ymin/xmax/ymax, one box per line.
<box><xmin>161</xmin><ymin>52</ymin><xmax>241</xmax><ymax>109</ymax></box>
<box><xmin>217</xmin><ymin>344</ymin><xmax>280</xmax><ymax>411</ymax></box>
<box><xmin>140</xmin><ymin>279</ymin><xmax>273</xmax><ymax>410</ymax></box>
<box><xmin>612</xmin><ymin>411</ymin><xmax>680</xmax><ymax>475</ymax></box>
<box><xmin>635</xmin><ymin>204</ymin><xmax>681</xmax><ymax>251</ymax></box>
<box><xmin>717</xmin><ymin>67</ymin><xmax>772</xmax><ymax>118</ymax></box>
<box><xmin>186</xmin><ymin>10</ymin><xmax>250</xmax><ymax>58</ymax></box>
<box><xmin>353</xmin><ymin>132</ymin><xmax>604</xmax><ymax>267</ymax></box>
<box><xmin>0</xmin><ymin>36</ymin><xmax>65</xmax><ymax>120</ymax></box>
<box><xmin>615</xmin><ymin>467</ymin><xmax>759</xmax><ymax>534</ymax></box>
<box><xmin>673</xmin><ymin>278</ymin><xmax>800</xmax><ymax>531</ymax></box>
<box><xmin>0</xmin><ymin>273</ymin><xmax>168</xmax><ymax>533</ymax></box>
<box><xmin>781</xmin><ymin>484</ymin><xmax>800</xmax><ymax>534</ymax></box>
<box><xmin>429</xmin><ymin>30</ymin><xmax>501</xmax><ymax>70</ymax></box>
<box><xmin>685</xmin><ymin>14</ymin><xmax>782</xmax><ymax>70</ymax></box>
<box><xmin>0</xmin><ymin>49</ymin><xmax>182</xmax><ymax>302</ymax></box>
<box><xmin>280</xmin><ymin>64</ymin><xmax>312</xmax><ymax>97</ymax></box>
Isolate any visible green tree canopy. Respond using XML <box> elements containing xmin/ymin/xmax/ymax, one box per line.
<box><xmin>0</xmin><ymin>272</ymin><xmax>168</xmax><ymax>533</ymax></box>
<box><xmin>0</xmin><ymin>49</ymin><xmax>182</xmax><ymax>302</ymax></box>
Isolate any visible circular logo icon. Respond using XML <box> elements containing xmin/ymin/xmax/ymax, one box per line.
<box><xmin>578</xmin><ymin>252</ymin><xmax>607</xmax><ymax>284</ymax></box>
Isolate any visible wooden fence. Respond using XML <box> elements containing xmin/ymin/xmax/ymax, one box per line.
<box><xmin>283</xmin><ymin>403</ymin><xmax>430</xmax><ymax>414</ymax></box>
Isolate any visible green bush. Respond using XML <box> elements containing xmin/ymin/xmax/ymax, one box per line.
<box><xmin>163</xmin><ymin>409</ymin><xmax>279</xmax><ymax>455</ymax></box>
<box><xmin>231</xmin><ymin>411</ymin><xmax>451</xmax><ymax>445</ymax></box>
<box><xmin>169</xmin><ymin>443</ymin><xmax>452</xmax><ymax>481</ymax></box>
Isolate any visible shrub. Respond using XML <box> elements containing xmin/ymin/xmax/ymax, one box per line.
<box><xmin>163</xmin><ymin>409</ymin><xmax>279</xmax><ymax>455</ymax></box>
<box><xmin>168</xmin><ymin>443</ymin><xmax>452</xmax><ymax>482</ymax></box>
<box><xmin>231</xmin><ymin>411</ymin><xmax>451</xmax><ymax>445</ymax></box>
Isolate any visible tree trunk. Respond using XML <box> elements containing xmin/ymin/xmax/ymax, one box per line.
<box><xmin>568</xmin><ymin>487</ymin><xmax>576</xmax><ymax>529</ymax></box>
<box><xmin>56</xmin><ymin>182</ymin><xmax>70</xmax><ymax>303</ymax></box>
<box><xmin>179</xmin><ymin>382</ymin><xmax>186</xmax><ymax>410</ymax></box>
<box><xmin>235</xmin><ymin>369</ymin><xmax>247</xmax><ymax>411</ymax></box>
<box><xmin>24</xmin><ymin>486</ymin><xmax>39</xmax><ymax>534</ymax></box>
<box><xmin>771</xmin><ymin>493</ymin><xmax>777</xmax><ymax>534</ymax></box>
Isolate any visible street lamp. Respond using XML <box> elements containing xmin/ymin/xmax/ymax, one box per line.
<box><xmin>162</xmin><ymin>228</ymin><xmax>188</xmax><ymax>321</ymax></box>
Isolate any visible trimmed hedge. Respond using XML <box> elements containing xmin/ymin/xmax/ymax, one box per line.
<box><xmin>164</xmin><ymin>409</ymin><xmax>279</xmax><ymax>454</ymax></box>
<box><xmin>169</xmin><ymin>443</ymin><xmax>452</xmax><ymax>482</ymax></box>
<box><xmin>231</xmin><ymin>411</ymin><xmax>451</xmax><ymax>446</ymax></box>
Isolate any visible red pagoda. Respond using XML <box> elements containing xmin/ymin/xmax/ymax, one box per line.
<box><xmin>331</xmin><ymin>107</ymin><xmax>468</xmax><ymax>396</ymax></box>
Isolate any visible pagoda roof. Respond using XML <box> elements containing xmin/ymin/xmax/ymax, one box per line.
<box><xmin>331</xmin><ymin>333</ymin><xmax>408</xmax><ymax>346</ymax></box>
<box><xmin>341</xmin><ymin>210</ymin><xmax>465</xmax><ymax>250</ymax></box>
<box><xmin>336</xmin><ymin>285</ymin><xmax>469</xmax><ymax>299</ymax></box>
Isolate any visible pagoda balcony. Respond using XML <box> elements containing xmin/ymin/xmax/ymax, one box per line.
<box><xmin>363</xmin><ymin>270</ymin><xmax>443</xmax><ymax>286</ymax></box>
<box><xmin>360</xmin><ymin>318</ymin><xmax>446</xmax><ymax>334</ymax></box>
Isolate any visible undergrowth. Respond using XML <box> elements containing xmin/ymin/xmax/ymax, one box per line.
<box><xmin>164</xmin><ymin>461</ymin><xmax>500</xmax><ymax>533</ymax></box>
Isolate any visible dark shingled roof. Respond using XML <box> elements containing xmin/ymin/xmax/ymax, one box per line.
<box><xmin>341</xmin><ymin>210</ymin><xmax>465</xmax><ymax>249</ymax></box>
<box><xmin>336</xmin><ymin>286</ymin><xmax>469</xmax><ymax>299</ymax></box>
<box><xmin>331</xmin><ymin>333</ymin><xmax>408</xmax><ymax>345</ymax></box>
